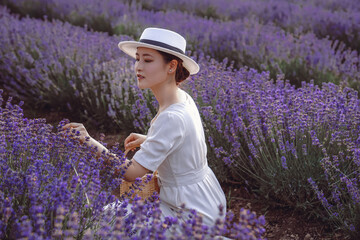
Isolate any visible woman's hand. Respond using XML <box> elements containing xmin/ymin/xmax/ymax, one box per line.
<box><xmin>62</xmin><ymin>122</ymin><xmax>91</xmax><ymax>144</ymax></box>
<box><xmin>124</xmin><ymin>133</ymin><xmax>147</xmax><ymax>153</ymax></box>
<box><xmin>62</xmin><ymin>122</ymin><xmax>109</xmax><ymax>158</ymax></box>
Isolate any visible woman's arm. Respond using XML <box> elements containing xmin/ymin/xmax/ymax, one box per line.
<box><xmin>89</xmin><ymin>137</ymin><xmax>150</xmax><ymax>181</ymax></box>
<box><xmin>63</xmin><ymin>123</ymin><xmax>150</xmax><ymax>181</ymax></box>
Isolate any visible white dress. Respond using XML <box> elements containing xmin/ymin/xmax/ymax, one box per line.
<box><xmin>133</xmin><ymin>89</ymin><xmax>226</xmax><ymax>227</ymax></box>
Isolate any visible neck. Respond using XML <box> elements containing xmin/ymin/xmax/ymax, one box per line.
<box><xmin>151</xmin><ymin>81</ymin><xmax>180</xmax><ymax>111</ymax></box>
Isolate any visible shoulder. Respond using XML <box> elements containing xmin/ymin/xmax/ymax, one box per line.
<box><xmin>156</xmin><ymin>109</ymin><xmax>186</xmax><ymax>129</ymax></box>
<box><xmin>148</xmin><ymin>109</ymin><xmax>186</xmax><ymax>140</ymax></box>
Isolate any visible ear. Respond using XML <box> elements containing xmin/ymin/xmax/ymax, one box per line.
<box><xmin>168</xmin><ymin>59</ymin><xmax>178</xmax><ymax>73</ymax></box>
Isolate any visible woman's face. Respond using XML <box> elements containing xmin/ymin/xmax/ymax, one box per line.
<box><xmin>135</xmin><ymin>47</ymin><xmax>170</xmax><ymax>89</ymax></box>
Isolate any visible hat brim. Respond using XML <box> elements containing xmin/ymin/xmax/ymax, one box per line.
<box><xmin>118</xmin><ymin>41</ymin><xmax>200</xmax><ymax>75</ymax></box>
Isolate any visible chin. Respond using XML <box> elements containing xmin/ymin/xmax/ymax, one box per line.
<box><xmin>137</xmin><ymin>82</ymin><xmax>147</xmax><ymax>90</ymax></box>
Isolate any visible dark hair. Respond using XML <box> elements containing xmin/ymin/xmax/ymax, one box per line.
<box><xmin>157</xmin><ymin>50</ymin><xmax>190</xmax><ymax>85</ymax></box>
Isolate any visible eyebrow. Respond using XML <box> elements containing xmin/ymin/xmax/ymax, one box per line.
<box><xmin>135</xmin><ymin>53</ymin><xmax>154</xmax><ymax>57</ymax></box>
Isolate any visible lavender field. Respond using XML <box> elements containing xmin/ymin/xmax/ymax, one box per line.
<box><xmin>0</xmin><ymin>0</ymin><xmax>359</xmax><ymax>239</ymax></box>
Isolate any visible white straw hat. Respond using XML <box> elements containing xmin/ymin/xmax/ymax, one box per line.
<box><xmin>118</xmin><ymin>27</ymin><xmax>200</xmax><ymax>75</ymax></box>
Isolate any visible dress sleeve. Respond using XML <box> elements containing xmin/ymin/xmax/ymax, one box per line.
<box><xmin>133</xmin><ymin>111</ymin><xmax>186</xmax><ymax>171</ymax></box>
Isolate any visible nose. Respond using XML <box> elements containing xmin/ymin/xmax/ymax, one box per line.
<box><xmin>135</xmin><ymin>59</ymin><xmax>142</xmax><ymax>72</ymax></box>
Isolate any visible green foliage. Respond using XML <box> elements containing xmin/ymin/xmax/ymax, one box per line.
<box><xmin>2</xmin><ymin>0</ymin><xmax>52</xmax><ymax>19</ymax></box>
<box><xmin>113</xmin><ymin>23</ymin><xmax>143</xmax><ymax>39</ymax></box>
<box><xmin>266</xmin><ymin>58</ymin><xmax>341</xmax><ymax>88</ymax></box>
<box><xmin>194</xmin><ymin>6</ymin><xmax>220</xmax><ymax>20</ymax></box>
<box><xmin>67</xmin><ymin>12</ymin><xmax>114</xmax><ymax>35</ymax></box>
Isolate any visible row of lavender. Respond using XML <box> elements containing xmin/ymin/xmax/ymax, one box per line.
<box><xmin>1</xmin><ymin>6</ymin><xmax>359</xmax><ymax>237</ymax></box>
<box><xmin>186</xmin><ymin>64</ymin><xmax>360</xmax><ymax>237</ymax></box>
<box><xmin>0</xmin><ymin>91</ymin><xmax>266</xmax><ymax>239</ymax></box>
<box><xmin>0</xmin><ymin>6</ymin><xmax>150</xmax><ymax>130</ymax></box>
<box><xmin>132</xmin><ymin>0</ymin><xmax>360</xmax><ymax>52</ymax></box>
<box><xmin>143</xmin><ymin>0</ymin><xmax>360</xmax><ymax>14</ymax></box>
<box><xmin>2</xmin><ymin>0</ymin><xmax>360</xmax><ymax>92</ymax></box>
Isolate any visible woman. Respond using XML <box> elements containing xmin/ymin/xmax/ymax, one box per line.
<box><xmin>63</xmin><ymin>27</ymin><xmax>226</xmax><ymax>228</ymax></box>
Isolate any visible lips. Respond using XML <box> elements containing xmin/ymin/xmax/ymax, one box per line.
<box><xmin>137</xmin><ymin>74</ymin><xmax>144</xmax><ymax>80</ymax></box>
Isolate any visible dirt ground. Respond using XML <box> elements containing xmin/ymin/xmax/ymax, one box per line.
<box><xmin>2</xmin><ymin>89</ymin><xmax>347</xmax><ymax>240</ymax></box>
<box><xmin>221</xmin><ymin>184</ymin><xmax>347</xmax><ymax>240</ymax></box>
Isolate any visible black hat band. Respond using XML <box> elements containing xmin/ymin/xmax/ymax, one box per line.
<box><xmin>139</xmin><ymin>39</ymin><xmax>185</xmax><ymax>55</ymax></box>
